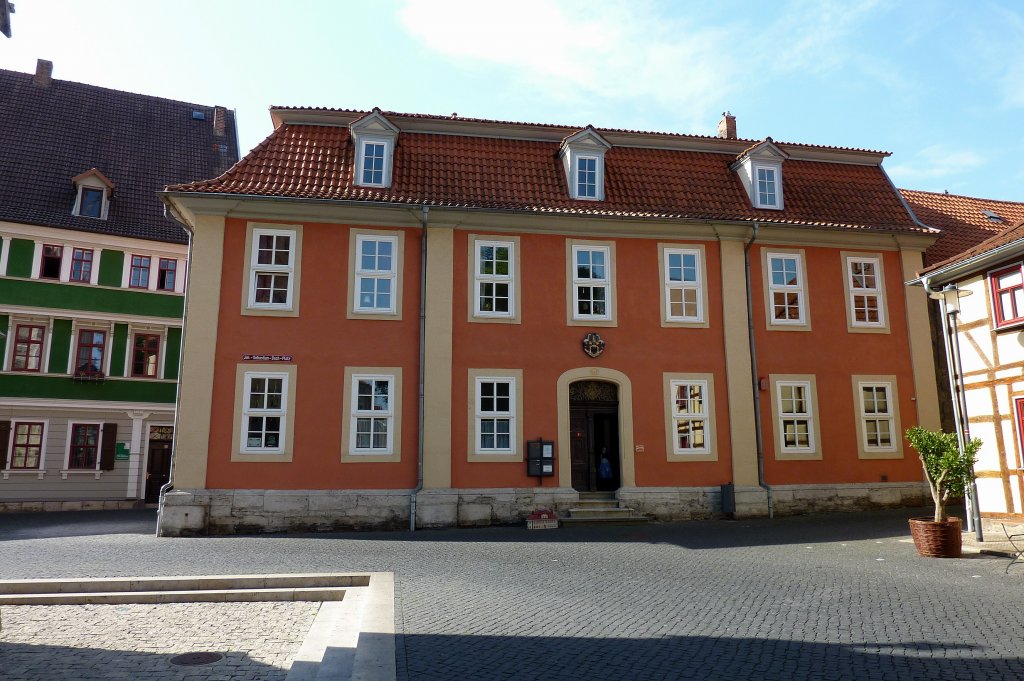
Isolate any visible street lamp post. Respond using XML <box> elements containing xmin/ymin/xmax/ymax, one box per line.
<box><xmin>931</xmin><ymin>283</ymin><xmax>983</xmax><ymax>541</ymax></box>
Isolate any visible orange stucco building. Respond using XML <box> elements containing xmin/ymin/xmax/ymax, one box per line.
<box><xmin>157</xmin><ymin>109</ymin><xmax>941</xmax><ymax>534</ymax></box>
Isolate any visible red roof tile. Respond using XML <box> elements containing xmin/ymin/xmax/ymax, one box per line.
<box><xmin>169</xmin><ymin>122</ymin><xmax>926</xmax><ymax>234</ymax></box>
<box><xmin>921</xmin><ymin>218</ymin><xmax>1024</xmax><ymax>274</ymax></box>
<box><xmin>900</xmin><ymin>189</ymin><xmax>1024</xmax><ymax>266</ymax></box>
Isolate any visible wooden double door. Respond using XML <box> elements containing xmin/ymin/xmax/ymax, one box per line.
<box><xmin>569</xmin><ymin>381</ymin><xmax>621</xmax><ymax>492</ymax></box>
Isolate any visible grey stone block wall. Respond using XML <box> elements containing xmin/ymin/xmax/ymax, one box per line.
<box><xmin>156</xmin><ymin>482</ymin><xmax>931</xmax><ymax>536</ymax></box>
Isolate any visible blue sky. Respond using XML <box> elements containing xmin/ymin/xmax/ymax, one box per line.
<box><xmin>3</xmin><ymin>0</ymin><xmax>1023</xmax><ymax>200</ymax></box>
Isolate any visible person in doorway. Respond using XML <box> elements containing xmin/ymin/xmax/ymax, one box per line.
<box><xmin>598</xmin><ymin>448</ymin><xmax>613</xmax><ymax>490</ymax></box>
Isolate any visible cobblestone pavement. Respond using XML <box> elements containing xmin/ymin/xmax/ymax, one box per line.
<box><xmin>1</xmin><ymin>508</ymin><xmax>1023</xmax><ymax>680</ymax></box>
<box><xmin>0</xmin><ymin>602</ymin><xmax>319</xmax><ymax>681</ymax></box>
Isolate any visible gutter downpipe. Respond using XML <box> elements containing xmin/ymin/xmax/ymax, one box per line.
<box><xmin>155</xmin><ymin>201</ymin><xmax>193</xmax><ymax>535</ymax></box>
<box><xmin>743</xmin><ymin>222</ymin><xmax>773</xmax><ymax>518</ymax></box>
<box><xmin>410</xmin><ymin>204</ymin><xmax>429</xmax><ymax>531</ymax></box>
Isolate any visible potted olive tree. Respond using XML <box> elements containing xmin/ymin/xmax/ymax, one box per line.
<box><xmin>905</xmin><ymin>426</ymin><xmax>981</xmax><ymax>558</ymax></box>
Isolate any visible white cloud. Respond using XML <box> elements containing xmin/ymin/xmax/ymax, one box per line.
<box><xmin>886</xmin><ymin>144</ymin><xmax>986</xmax><ymax>183</ymax></box>
<box><xmin>398</xmin><ymin>0</ymin><xmax>894</xmax><ymax>132</ymax></box>
<box><xmin>398</xmin><ymin>0</ymin><xmax>738</xmax><ymax>131</ymax></box>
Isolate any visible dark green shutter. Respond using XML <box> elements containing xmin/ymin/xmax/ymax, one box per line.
<box><xmin>97</xmin><ymin>250</ymin><xmax>124</xmax><ymax>287</ymax></box>
<box><xmin>100</xmin><ymin>423</ymin><xmax>118</xmax><ymax>470</ymax></box>
<box><xmin>0</xmin><ymin>421</ymin><xmax>10</xmax><ymax>469</ymax></box>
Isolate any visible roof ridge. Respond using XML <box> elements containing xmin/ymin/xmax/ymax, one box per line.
<box><xmin>899</xmin><ymin>187</ymin><xmax>1024</xmax><ymax>206</ymax></box>
<box><xmin>0</xmin><ymin>67</ymin><xmax>232</xmax><ymax>114</ymax></box>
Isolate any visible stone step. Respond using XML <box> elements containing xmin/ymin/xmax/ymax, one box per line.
<box><xmin>573</xmin><ymin>499</ymin><xmax>626</xmax><ymax>508</ymax></box>
<box><xmin>567</xmin><ymin>506</ymin><xmax>636</xmax><ymax>518</ymax></box>
<box><xmin>0</xmin><ymin>572</ymin><xmax>370</xmax><ymax>595</ymax></box>
<box><xmin>0</xmin><ymin>586</ymin><xmax>349</xmax><ymax>606</ymax></box>
<box><xmin>578</xmin><ymin>491</ymin><xmax>617</xmax><ymax>501</ymax></box>
<box><xmin>560</xmin><ymin>515</ymin><xmax>650</xmax><ymax>526</ymax></box>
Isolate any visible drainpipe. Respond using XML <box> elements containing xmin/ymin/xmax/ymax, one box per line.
<box><xmin>743</xmin><ymin>223</ymin><xmax>773</xmax><ymax>518</ymax></box>
<box><xmin>155</xmin><ymin>204</ymin><xmax>194</xmax><ymax>533</ymax></box>
<box><xmin>409</xmin><ymin>205</ymin><xmax>429</xmax><ymax>531</ymax></box>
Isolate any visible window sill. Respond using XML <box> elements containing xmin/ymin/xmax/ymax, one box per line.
<box><xmin>2</xmin><ymin>470</ymin><xmax>46</xmax><ymax>480</ymax></box>
<box><xmin>61</xmin><ymin>469</ymin><xmax>102</xmax><ymax>479</ymax></box>
<box><xmin>994</xmin><ymin>319</ymin><xmax>1024</xmax><ymax>334</ymax></box>
<box><xmin>467</xmin><ymin>452</ymin><xmax>524</xmax><ymax>463</ymax></box>
<box><xmin>346</xmin><ymin>309</ymin><xmax>402</xmax><ymax>321</ymax></box>
<box><xmin>666</xmin><ymin>451</ymin><xmax>717</xmax><ymax>463</ymax></box>
<box><xmin>775</xmin><ymin>450</ymin><xmax>822</xmax><ymax>461</ymax></box>
<box><xmin>340</xmin><ymin>451</ymin><xmax>400</xmax><ymax>463</ymax></box>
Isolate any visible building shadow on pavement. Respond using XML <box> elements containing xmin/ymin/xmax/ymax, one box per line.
<box><xmin>0</xmin><ymin>509</ymin><xmax>157</xmax><ymax>541</ymax></box>
<box><xmin>388</xmin><ymin>631</ymin><xmax>1024</xmax><ymax>681</ymax></box>
<box><xmin>0</xmin><ymin>641</ymin><xmax>287</xmax><ymax>681</ymax></box>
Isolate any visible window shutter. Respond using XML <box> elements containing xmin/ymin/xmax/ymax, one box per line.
<box><xmin>0</xmin><ymin>421</ymin><xmax>10</xmax><ymax>469</ymax></box>
<box><xmin>100</xmin><ymin>423</ymin><xmax>118</xmax><ymax>470</ymax></box>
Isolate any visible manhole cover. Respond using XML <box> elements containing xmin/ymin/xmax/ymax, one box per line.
<box><xmin>169</xmin><ymin>652</ymin><xmax>224</xmax><ymax>666</ymax></box>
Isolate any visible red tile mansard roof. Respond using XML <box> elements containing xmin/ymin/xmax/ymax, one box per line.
<box><xmin>900</xmin><ymin>189</ymin><xmax>1024</xmax><ymax>266</ymax></box>
<box><xmin>168</xmin><ymin>108</ymin><xmax>931</xmax><ymax>235</ymax></box>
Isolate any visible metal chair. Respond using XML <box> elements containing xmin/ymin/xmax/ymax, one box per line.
<box><xmin>1001</xmin><ymin>524</ymin><xmax>1024</xmax><ymax>574</ymax></box>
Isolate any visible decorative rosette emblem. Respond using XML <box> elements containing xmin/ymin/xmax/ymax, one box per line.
<box><xmin>582</xmin><ymin>332</ymin><xmax>605</xmax><ymax>358</ymax></box>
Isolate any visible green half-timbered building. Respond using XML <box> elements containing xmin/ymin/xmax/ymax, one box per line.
<box><xmin>0</xmin><ymin>60</ymin><xmax>237</xmax><ymax>509</ymax></box>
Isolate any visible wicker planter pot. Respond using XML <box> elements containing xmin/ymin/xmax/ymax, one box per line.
<box><xmin>909</xmin><ymin>517</ymin><xmax>963</xmax><ymax>558</ymax></box>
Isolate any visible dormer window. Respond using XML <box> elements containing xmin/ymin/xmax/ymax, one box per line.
<box><xmin>360</xmin><ymin>140</ymin><xmax>388</xmax><ymax>186</ymax></box>
<box><xmin>732</xmin><ymin>138</ymin><xmax>787</xmax><ymax>211</ymax></box>
<box><xmin>350</xmin><ymin>108</ymin><xmax>399</xmax><ymax>189</ymax></box>
<box><xmin>560</xmin><ymin>126</ymin><xmax>611</xmax><ymax>201</ymax></box>
<box><xmin>71</xmin><ymin>168</ymin><xmax>114</xmax><ymax>220</ymax></box>
<box><xmin>756</xmin><ymin>166</ymin><xmax>778</xmax><ymax>208</ymax></box>
<box><xmin>79</xmin><ymin>188</ymin><xmax>104</xmax><ymax>218</ymax></box>
<box><xmin>576</xmin><ymin>156</ymin><xmax>598</xmax><ymax>198</ymax></box>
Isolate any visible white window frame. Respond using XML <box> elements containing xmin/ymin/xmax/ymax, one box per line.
<box><xmin>755</xmin><ymin>165</ymin><xmax>779</xmax><ymax>208</ymax></box>
<box><xmin>247</xmin><ymin>228</ymin><xmax>295</xmax><ymax>310</ymax></box>
<box><xmin>669</xmin><ymin>380</ymin><xmax>710</xmax><ymax>455</ymax></box>
<box><xmin>473</xmin><ymin>240</ymin><xmax>515</xmax><ymax>318</ymax></box>
<box><xmin>572</xmin><ymin>245</ymin><xmax>611</xmax><ymax>321</ymax></box>
<box><xmin>4</xmin><ymin>419</ymin><xmax>48</xmax><ymax>479</ymax></box>
<box><xmin>62</xmin><ymin>420</ymin><xmax>105</xmax><ymax>477</ymax></box>
<box><xmin>239</xmin><ymin>371</ymin><xmax>289</xmax><ymax>454</ymax></box>
<box><xmin>846</xmin><ymin>256</ymin><xmax>886</xmax><ymax>328</ymax></box>
<box><xmin>349</xmin><ymin>374</ymin><xmax>395</xmax><ymax>455</ymax></box>
<box><xmin>355</xmin><ymin>136</ymin><xmax>393</xmax><ymax>188</ymax></box>
<box><xmin>575</xmin><ymin>155</ymin><xmax>599</xmax><ymax>200</ymax></box>
<box><xmin>664</xmin><ymin>247</ymin><xmax>703</xmax><ymax>323</ymax></box>
<box><xmin>73</xmin><ymin>184</ymin><xmax>109</xmax><ymax>220</ymax></box>
<box><xmin>353</xmin><ymin>234</ymin><xmax>398</xmax><ymax>314</ymax></box>
<box><xmin>776</xmin><ymin>380</ymin><xmax>815</xmax><ymax>454</ymax></box>
<box><xmin>766</xmin><ymin>252</ymin><xmax>806</xmax><ymax>325</ymax></box>
<box><xmin>475</xmin><ymin>376</ymin><xmax>516</xmax><ymax>454</ymax></box>
<box><xmin>857</xmin><ymin>382</ymin><xmax>896</xmax><ymax>452</ymax></box>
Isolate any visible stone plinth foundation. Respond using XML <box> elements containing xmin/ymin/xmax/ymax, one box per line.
<box><xmin>155</xmin><ymin>482</ymin><xmax>930</xmax><ymax>536</ymax></box>
<box><xmin>0</xmin><ymin>500</ymin><xmax>143</xmax><ymax>513</ymax></box>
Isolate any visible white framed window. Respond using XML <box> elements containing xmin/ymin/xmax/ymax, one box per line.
<box><xmin>248</xmin><ymin>228</ymin><xmax>295</xmax><ymax>310</ymax></box>
<box><xmin>573</xmin><ymin>245</ymin><xmax>610</xmax><ymax>320</ymax></box>
<box><xmin>349</xmin><ymin>374</ymin><xmax>394</xmax><ymax>454</ymax></box>
<box><xmin>858</xmin><ymin>382</ymin><xmax>895</xmax><ymax>451</ymax></box>
<box><xmin>847</xmin><ymin>256</ymin><xmax>885</xmax><ymax>327</ymax></box>
<box><xmin>240</xmin><ymin>372</ymin><xmax>288</xmax><ymax>453</ymax></box>
<box><xmin>664</xmin><ymin>248</ymin><xmax>703</xmax><ymax>322</ymax></box>
<box><xmin>576</xmin><ymin>156</ymin><xmax>599</xmax><ymax>199</ymax></box>
<box><xmin>5</xmin><ymin>420</ymin><xmax>47</xmax><ymax>473</ymax></box>
<box><xmin>776</xmin><ymin>380</ymin><xmax>814</xmax><ymax>454</ymax></box>
<box><xmin>354</xmin><ymin>235</ymin><xmax>397</xmax><ymax>313</ymax></box>
<box><xmin>755</xmin><ymin>166</ymin><xmax>778</xmax><ymax>208</ymax></box>
<box><xmin>670</xmin><ymin>380</ymin><xmax>709</xmax><ymax>454</ymax></box>
<box><xmin>766</xmin><ymin>252</ymin><xmax>806</xmax><ymax>325</ymax></box>
<box><xmin>360</xmin><ymin>140</ymin><xmax>387</xmax><ymax>186</ymax></box>
<box><xmin>474</xmin><ymin>241</ymin><xmax>514</xmax><ymax>317</ymax></box>
<box><xmin>476</xmin><ymin>377</ymin><xmax>515</xmax><ymax>454</ymax></box>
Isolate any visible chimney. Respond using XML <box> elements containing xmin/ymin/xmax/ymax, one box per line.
<box><xmin>717</xmin><ymin>111</ymin><xmax>736</xmax><ymax>140</ymax></box>
<box><xmin>213</xmin><ymin>106</ymin><xmax>227</xmax><ymax>136</ymax></box>
<box><xmin>33</xmin><ymin>59</ymin><xmax>52</xmax><ymax>87</ymax></box>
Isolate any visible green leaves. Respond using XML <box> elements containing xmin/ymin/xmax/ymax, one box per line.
<box><xmin>905</xmin><ymin>427</ymin><xmax>981</xmax><ymax>522</ymax></box>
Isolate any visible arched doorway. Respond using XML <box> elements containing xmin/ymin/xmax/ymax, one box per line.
<box><xmin>569</xmin><ymin>380</ymin><xmax>620</xmax><ymax>492</ymax></box>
